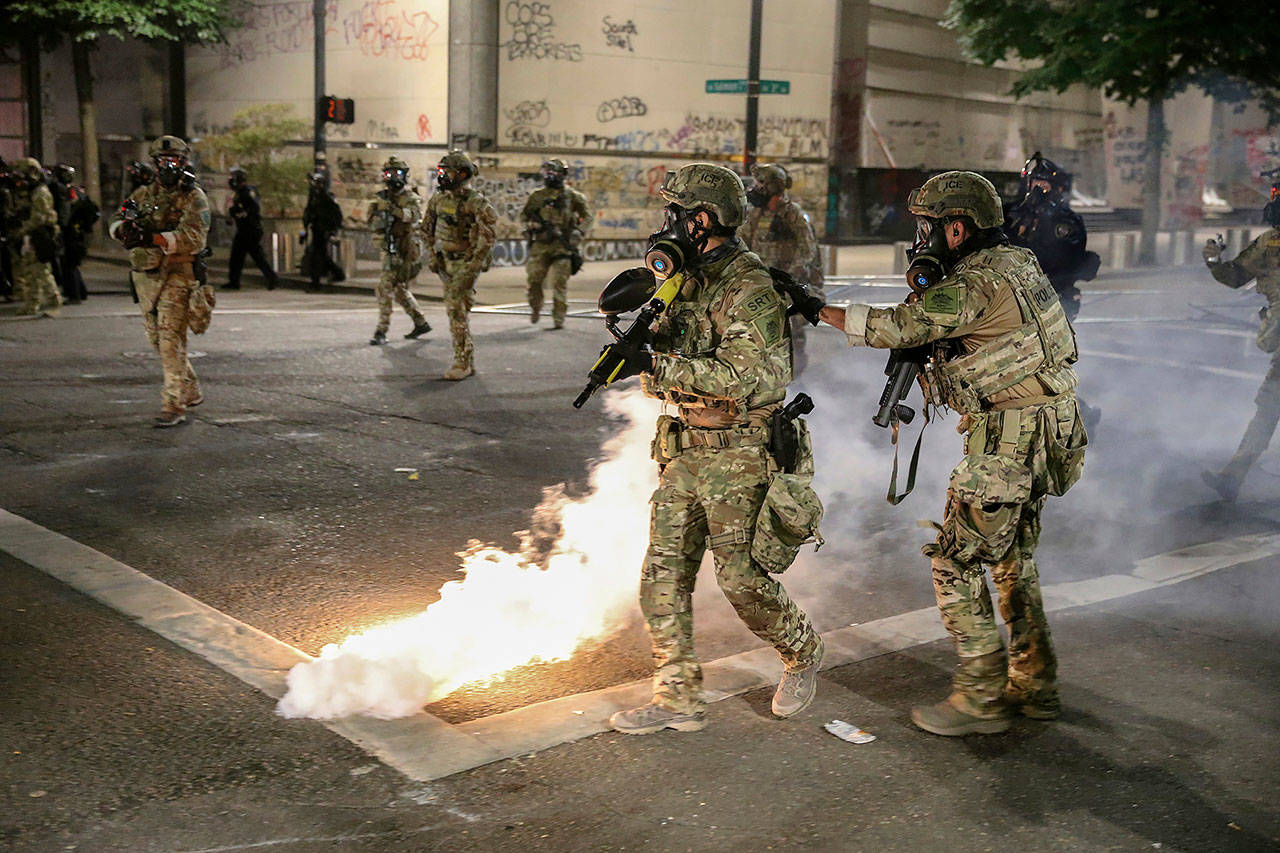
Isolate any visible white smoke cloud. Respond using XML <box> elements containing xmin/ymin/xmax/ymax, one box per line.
<box><xmin>277</xmin><ymin>390</ymin><xmax>662</xmax><ymax>720</ymax></box>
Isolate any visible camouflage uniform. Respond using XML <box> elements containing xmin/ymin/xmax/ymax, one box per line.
<box><xmin>742</xmin><ymin>164</ymin><xmax>824</xmax><ymax>374</ymax></box>
<box><xmin>108</xmin><ymin>148</ymin><xmax>212</xmax><ymax>418</ymax></box>
<box><xmin>1203</xmin><ymin>227</ymin><xmax>1280</xmax><ymax>496</ymax></box>
<box><xmin>366</xmin><ymin>184</ymin><xmax>429</xmax><ymax>337</ymax></box>
<box><xmin>522</xmin><ymin>169</ymin><xmax>592</xmax><ymax>329</ymax></box>
<box><xmin>421</xmin><ymin>153</ymin><xmax>497</xmax><ymax>378</ymax></box>
<box><xmin>842</xmin><ymin>172</ymin><xmax>1086</xmax><ymax>727</ymax></box>
<box><xmin>8</xmin><ymin>159</ymin><xmax>61</xmax><ymax>316</ymax></box>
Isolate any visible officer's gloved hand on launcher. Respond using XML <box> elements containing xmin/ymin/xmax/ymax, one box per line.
<box><xmin>118</xmin><ymin>220</ymin><xmax>154</xmax><ymax>250</ymax></box>
<box><xmin>602</xmin><ymin>337</ymin><xmax>653</xmax><ymax>381</ymax></box>
<box><xmin>788</xmin><ymin>292</ymin><xmax>826</xmax><ymax>326</ymax></box>
<box><xmin>1203</xmin><ymin>238</ymin><xmax>1225</xmax><ymax>264</ymax></box>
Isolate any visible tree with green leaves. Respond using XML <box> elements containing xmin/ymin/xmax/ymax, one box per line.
<box><xmin>197</xmin><ymin>104</ymin><xmax>311</xmax><ymax>218</ymax></box>
<box><xmin>945</xmin><ymin>0</ymin><xmax>1280</xmax><ymax>264</ymax></box>
<box><xmin>2</xmin><ymin>0</ymin><xmax>241</xmax><ymax>208</ymax></box>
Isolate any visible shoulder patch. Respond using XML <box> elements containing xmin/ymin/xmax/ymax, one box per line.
<box><xmin>751</xmin><ymin>312</ymin><xmax>784</xmax><ymax>346</ymax></box>
<box><xmin>739</xmin><ymin>288</ymin><xmax>778</xmax><ymax>320</ymax></box>
<box><xmin>922</xmin><ymin>285</ymin><xmax>962</xmax><ymax>315</ymax></box>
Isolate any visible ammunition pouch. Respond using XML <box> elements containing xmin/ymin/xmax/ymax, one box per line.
<box><xmin>650</xmin><ymin>417</ymin><xmax>768</xmax><ymax>465</ymax></box>
<box><xmin>1040</xmin><ymin>396</ymin><xmax>1088</xmax><ymax>496</ymax></box>
<box><xmin>192</xmin><ymin>248</ymin><xmax>211</xmax><ymax>287</ymax></box>
<box><xmin>943</xmin><ymin>453</ymin><xmax>1032</xmax><ymax>564</ymax></box>
<box><xmin>752</xmin><ymin>420</ymin><xmax>822</xmax><ymax>573</ymax></box>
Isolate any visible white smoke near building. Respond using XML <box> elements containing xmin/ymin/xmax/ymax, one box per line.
<box><xmin>277</xmin><ymin>390</ymin><xmax>661</xmax><ymax>721</ymax></box>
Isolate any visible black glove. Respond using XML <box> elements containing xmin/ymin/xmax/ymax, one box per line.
<box><xmin>603</xmin><ymin>339</ymin><xmax>653</xmax><ymax>381</ymax></box>
<box><xmin>119</xmin><ymin>220</ymin><xmax>151</xmax><ymax>249</ymax></box>
<box><xmin>788</xmin><ymin>294</ymin><xmax>825</xmax><ymax>326</ymax></box>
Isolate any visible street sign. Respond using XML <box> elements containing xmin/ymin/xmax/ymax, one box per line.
<box><xmin>705</xmin><ymin>79</ymin><xmax>790</xmax><ymax>95</ymax></box>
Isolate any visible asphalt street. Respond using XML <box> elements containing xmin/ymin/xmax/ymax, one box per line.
<box><xmin>1</xmin><ymin>259</ymin><xmax>1278</xmax><ymax>851</ymax></box>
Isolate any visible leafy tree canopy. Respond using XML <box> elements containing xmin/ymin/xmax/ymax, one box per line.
<box><xmin>2</xmin><ymin>0</ymin><xmax>241</xmax><ymax>46</ymax></box>
<box><xmin>944</xmin><ymin>0</ymin><xmax>1280</xmax><ymax>112</ymax></box>
<box><xmin>198</xmin><ymin>104</ymin><xmax>311</xmax><ymax>218</ymax></box>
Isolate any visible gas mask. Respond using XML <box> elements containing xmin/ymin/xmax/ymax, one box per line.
<box><xmin>905</xmin><ymin>216</ymin><xmax>952</xmax><ymax>294</ymax></box>
<box><xmin>746</xmin><ymin>182</ymin><xmax>772</xmax><ymax>209</ymax></box>
<box><xmin>383</xmin><ymin>167</ymin><xmax>407</xmax><ymax>192</ymax></box>
<box><xmin>542</xmin><ymin>169</ymin><xmax>565</xmax><ymax>189</ymax></box>
<box><xmin>436</xmin><ymin>165</ymin><xmax>468</xmax><ymax>191</ymax></box>
<box><xmin>645</xmin><ymin>204</ymin><xmax>713</xmax><ymax>280</ymax></box>
<box><xmin>155</xmin><ymin>155</ymin><xmax>185</xmax><ymax>188</ymax></box>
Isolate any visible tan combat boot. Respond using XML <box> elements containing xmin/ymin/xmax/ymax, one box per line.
<box><xmin>911</xmin><ymin>651</ymin><xmax>1012</xmax><ymax>736</ymax></box>
<box><xmin>443</xmin><ymin>360</ymin><xmax>475</xmax><ymax>381</ymax></box>
<box><xmin>772</xmin><ymin>636</ymin><xmax>824</xmax><ymax>718</ymax></box>
<box><xmin>609</xmin><ymin>702</ymin><xmax>707</xmax><ymax>735</ymax></box>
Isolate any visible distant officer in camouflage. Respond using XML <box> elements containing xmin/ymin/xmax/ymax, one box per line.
<box><xmin>1201</xmin><ymin>187</ymin><xmax>1280</xmax><ymax>501</ymax></box>
<box><xmin>607</xmin><ymin>164</ymin><xmax>824</xmax><ymax>736</ymax></box>
<box><xmin>366</xmin><ymin>156</ymin><xmax>431</xmax><ymax>347</ymax></box>
<box><xmin>421</xmin><ymin>150</ymin><xmax>497</xmax><ymax>380</ymax></box>
<box><xmin>522</xmin><ymin>158</ymin><xmax>592</xmax><ymax>329</ymax></box>
<box><xmin>819</xmin><ymin>171</ymin><xmax>1087</xmax><ymax>735</ymax></box>
<box><xmin>108</xmin><ymin>136</ymin><xmax>212</xmax><ymax>427</ymax></box>
<box><xmin>6</xmin><ymin>157</ymin><xmax>61</xmax><ymax>317</ymax></box>
<box><xmin>742</xmin><ymin>162</ymin><xmax>825</xmax><ymax>373</ymax></box>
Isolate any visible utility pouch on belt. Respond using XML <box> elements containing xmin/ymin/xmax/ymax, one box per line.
<box><xmin>1042</xmin><ymin>397</ymin><xmax>1087</xmax><ymax>496</ymax></box>
<box><xmin>651</xmin><ymin>414</ymin><xmax>680</xmax><ymax>465</ymax></box>
<box><xmin>752</xmin><ymin>415</ymin><xmax>823</xmax><ymax>574</ymax></box>
<box><xmin>946</xmin><ymin>453</ymin><xmax>1032</xmax><ymax>564</ymax></box>
<box><xmin>188</xmin><ymin>284</ymin><xmax>216</xmax><ymax>335</ymax></box>
<box><xmin>31</xmin><ymin>226</ymin><xmax>59</xmax><ymax>263</ymax></box>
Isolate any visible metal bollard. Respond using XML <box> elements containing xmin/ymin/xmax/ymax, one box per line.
<box><xmin>892</xmin><ymin>241</ymin><xmax>911</xmax><ymax>275</ymax></box>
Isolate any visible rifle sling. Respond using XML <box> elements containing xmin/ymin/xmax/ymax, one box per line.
<box><xmin>886</xmin><ymin>417</ymin><xmax>927</xmax><ymax>506</ymax></box>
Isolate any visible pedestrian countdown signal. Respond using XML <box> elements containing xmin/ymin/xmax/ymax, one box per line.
<box><xmin>321</xmin><ymin>96</ymin><xmax>355</xmax><ymax>125</ymax></box>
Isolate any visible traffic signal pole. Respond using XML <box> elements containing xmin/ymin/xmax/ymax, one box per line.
<box><xmin>744</xmin><ymin>0</ymin><xmax>762</xmax><ymax>169</ymax></box>
<box><xmin>314</xmin><ymin>0</ymin><xmax>326</xmax><ymax>168</ymax></box>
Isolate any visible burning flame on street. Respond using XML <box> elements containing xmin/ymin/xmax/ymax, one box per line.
<box><xmin>276</xmin><ymin>390</ymin><xmax>661</xmax><ymax>720</ymax></box>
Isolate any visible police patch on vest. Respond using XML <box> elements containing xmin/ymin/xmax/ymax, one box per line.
<box><xmin>923</xmin><ymin>285</ymin><xmax>961</xmax><ymax>315</ymax></box>
<box><xmin>1027</xmin><ymin>277</ymin><xmax>1057</xmax><ymax>311</ymax></box>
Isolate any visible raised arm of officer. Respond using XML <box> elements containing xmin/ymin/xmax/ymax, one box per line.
<box><xmin>465</xmin><ymin>193</ymin><xmax>497</xmax><ymax>272</ymax></box>
<box><xmin>1205</xmin><ymin>231</ymin><xmax>1277</xmax><ymax>290</ymax></box>
<box><xmin>819</xmin><ymin>217</ymin><xmax>986</xmax><ymax>348</ymax></box>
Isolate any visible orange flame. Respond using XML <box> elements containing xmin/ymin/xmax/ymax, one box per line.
<box><xmin>277</xmin><ymin>391</ymin><xmax>661</xmax><ymax>720</ymax></box>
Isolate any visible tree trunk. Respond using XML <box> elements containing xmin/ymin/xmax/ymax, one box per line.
<box><xmin>71</xmin><ymin>40</ymin><xmax>100</xmax><ymax>208</ymax></box>
<box><xmin>1137</xmin><ymin>97</ymin><xmax>1165</xmax><ymax>266</ymax></box>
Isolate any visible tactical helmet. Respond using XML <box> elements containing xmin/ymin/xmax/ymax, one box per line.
<box><xmin>149</xmin><ymin>135</ymin><xmax>191</xmax><ymax>160</ymax></box>
<box><xmin>1020</xmin><ymin>151</ymin><xmax>1071</xmax><ymax>196</ymax></box>
<box><xmin>13</xmin><ymin>157</ymin><xmax>43</xmax><ymax>178</ymax></box>
<box><xmin>382</xmin><ymin>156</ymin><xmax>410</xmax><ymax>173</ymax></box>
<box><xmin>750</xmin><ymin>163</ymin><xmax>790</xmax><ymax>195</ymax></box>
<box><xmin>436</xmin><ymin>150</ymin><xmax>476</xmax><ymax>190</ymax></box>
<box><xmin>908</xmin><ymin>170</ymin><xmax>1004</xmax><ymax>230</ymax></box>
<box><xmin>382</xmin><ymin>156</ymin><xmax>409</xmax><ymax>191</ymax></box>
<box><xmin>228</xmin><ymin>166</ymin><xmax>248</xmax><ymax>187</ymax></box>
<box><xmin>658</xmin><ymin>163</ymin><xmax>748</xmax><ymax>229</ymax></box>
<box><xmin>53</xmin><ymin>163</ymin><xmax>76</xmax><ymax>185</ymax></box>
<box><xmin>309</xmin><ymin>169</ymin><xmax>331</xmax><ymax>189</ymax></box>
<box><xmin>542</xmin><ymin>158</ymin><xmax>568</xmax><ymax>188</ymax></box>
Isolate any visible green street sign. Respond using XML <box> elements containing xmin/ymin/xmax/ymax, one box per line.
<box><xmin>705</xmin><ymin>79</ymin><xmax>790</xmax><ymax>95</ymax></box>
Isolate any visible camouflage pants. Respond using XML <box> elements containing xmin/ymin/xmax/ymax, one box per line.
<box><xmin>526</xmin><ymin>243</ymin><xmax>572</xmax><ymax>327</ymax></box>
<box><xmin>14</xmin><ymin>249</ymin><xmax>60</xmax><ymax>316</ymax></box>
<box><xmin>1223</xmin><ymin>351</ymin><xmax>1280</xmax><ymax>483</ymax></box>
<box><xmin>438</xmin><ymin>258</ymin><xmax>479</xmax><ymax>368</ymax></box>
<box><xmin>641</xmin><ymin>442</ymin><xmax>820</xmax><ymax>715</ymax></box>
<box><xmin>923</xmin><ymin>401</ymin><xmax>1077</xmax><ymax>715</ymax></box>
<box><xmin>375</xmin><ymin>264</ymin><xmax>426</xmax><ymax>335</ymax></box>
<box><xmin>133</xmin><ymin>269</ymin><xmax>200</xmax><ymax>413</ymax></box>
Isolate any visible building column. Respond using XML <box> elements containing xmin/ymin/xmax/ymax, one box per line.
<box><xmin>449</xmin><ymin>0</ymin><xmax>498</xmax><ymax>152</ymax></box>
<box><xmin>826</xmin><ymin>0</ymin><xmax>870</xmax><ymax>241</ymax></box>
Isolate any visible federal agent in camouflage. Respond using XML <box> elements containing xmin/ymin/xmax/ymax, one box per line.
<box><xmin>742</xmin><ymin>163</ymin><xmax>825</xmax><ymax>375</ymax></box>
<box><xmin>825</xmin><ymin>171</ymin><xmax>1087</xmax><ymax>735</ymax></box>
<box><xmin>421</xmin><ymin>150</ymin><xmax>497</xmax><ymax>380</ymax></box>
<box><xmin>608</xmin><ymin>164</ymin><xmax>823</xmax><ymax>736</ymax></box>
<box><xmin>108</xmin><ymin>136</ymin><xmax>212</xmax><ymax>427</ymax></box>
<box><xmin>1201</xmin><ymin>216</ymin><xmax>1280</xmax><ymax>501</ymax></box>
<box><xmin>366</xmin><ymin>156</ymin><xmax>430</xmax><ymax>346</ymax></box>
<box><xmin>522</xmin><ymin>158</ymin><xmax>592</xmax><ymax>329</ymax></box>
<box><xmin>7</xmin><ymin>157</ymin><xmax>61</xmax><ymax>317</ymax></box>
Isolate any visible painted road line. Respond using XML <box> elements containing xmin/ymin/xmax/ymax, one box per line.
<box><xmin>0</xmin><ymin>509</ymin><xmax>506</xmax><ymax>782</ymax></box>
<box><xmin>1081</xmin><ymin>348</ymin><xmax>1259</xmax><ymax>380</ymax></box>
<box><xmin>456</xmin><ymin>530</ymin><xmax>1280</xmax><ymax>767</ymax></box>
<box><xmin>5</xmin><ymin>506</ymin><xmax>1278</xmax><ymax>783</ymax></box>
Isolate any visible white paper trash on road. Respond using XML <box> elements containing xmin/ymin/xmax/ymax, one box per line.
<box><xmin>824</xmin><ymin>720</ymin><xmax>876</xmax><ymax>744</ymax></box>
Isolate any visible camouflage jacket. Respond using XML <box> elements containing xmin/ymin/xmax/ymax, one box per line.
<box><xmin>843</xmin><ymin>244</ymin><xmax>1078</xmax><ymax>412</ymax></box>
<box><xmin>643</xmin><ymin>244</ymin><xmax>791</xmax><ymax>428</ymax></box>
<box><xmin>109</xmin><ymin>181</ymin><xmax>211</xmax><ymax>272</ymax></box>
<box><xmin>521</xmin><ymin>186</ymin><xmax>592</xmax><ymax>247</ymax></box>
<box><xmin>421</xmin><ymin>186</ymin><xmax>497</xmax><ymax>265</ymax></box>
<box><xmin>11</xmin><ymin>184</ymin><xmax>58</xmax><ymax>239</ymax></box>
<box><xmin>741</xmin><ymin>198</ymin><xmax>822</xmax><ymax>290</ymax></box>
<box><xmin>1208</xmin><ymin>227</ymin><xmax>1280</xmax><ymax>353</ymax></box>
<box><xmin>366</xmin><ymin>187</ymin><xmax>423</xmax><ymax>260</ymax></box>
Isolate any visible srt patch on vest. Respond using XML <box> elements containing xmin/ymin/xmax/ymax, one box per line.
<box><xmin>923</xmin><ymin>285</ymin><xmax>962</xmax><ymax>315</ymax></box>
<box><xmin>740</xmin><ymin>290</ymin><xmax>776</xmax><ymax>319</ymax></box>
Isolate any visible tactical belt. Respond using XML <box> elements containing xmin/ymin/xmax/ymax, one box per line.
<box><xmin>673</xmin><ymin>422</ymin><xmax>768</xmax><ymax>452</ymax></box>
